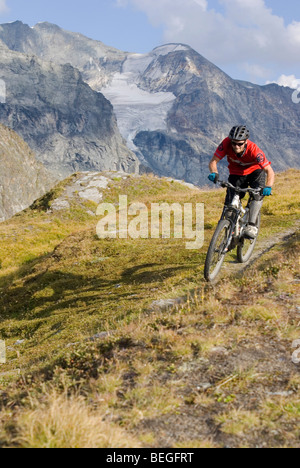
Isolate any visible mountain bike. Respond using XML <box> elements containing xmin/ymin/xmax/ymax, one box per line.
<box><xmin>204</xmin><ymin>181</ymin><xmax>263</xmax><ymax>282</ymax></box>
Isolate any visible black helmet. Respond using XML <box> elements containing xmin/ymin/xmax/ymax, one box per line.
<box><xmin>229</xmin><ymin>125</ymin><xmax>250</xmax><ymax>141</ymax></box>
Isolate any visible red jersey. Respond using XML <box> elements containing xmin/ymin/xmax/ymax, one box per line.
<box><xmin>214</xmin><ymin>137</ymin><xmax>271</xmax><ymax>176</ymax></box>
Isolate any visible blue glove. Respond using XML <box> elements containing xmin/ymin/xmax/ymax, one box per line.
<box><xmin>208</xmin><ymin>173</ymin><xmax>219</xmax><ymax>184</ymax></box>
<box><xmin>263</xmin><ymin>186</ymin><xmax>272</xmax><ymax>196</ymax></box>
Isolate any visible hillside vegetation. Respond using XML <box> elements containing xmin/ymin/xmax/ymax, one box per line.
<box><xmin>0</xmin><ymin>170</ymin><xmax>299</xmax><ymax>448</ymax></box>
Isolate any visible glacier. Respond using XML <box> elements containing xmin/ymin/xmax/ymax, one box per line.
<box><xmin>99</xmin><ymin>45</ymin><xmax>190</xmax><ymax>150</ymax></box>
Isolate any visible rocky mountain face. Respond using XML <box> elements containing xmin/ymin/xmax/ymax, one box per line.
<box><xmin>0</xmin><ymin>32</ymin><xmax>138</xmax><ymax>179</ymax></box>
<box><xmin>0</xmin><ymin>21</ymin><xmax>127</xmax><ymax>89</ymax></box>
<box><xmin>0</xmin><ymin>123</ymin><xmax>55</xmax><ymax>221</ymax></box>
<box><xmin>0</xmin><ymin>21</ymin><xmax>299</xmax><ymax>186</ymax></box>
<box><xmin>131</xmin><ymin>46</ymin><xmax>300</xmax><ymax>182</ymax></box>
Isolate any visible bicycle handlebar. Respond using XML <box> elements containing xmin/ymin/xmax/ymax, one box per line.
<box><xmin>218</xmin><ymin>180</ymin><xmax>262</xmax><ymax>195</ymax></box>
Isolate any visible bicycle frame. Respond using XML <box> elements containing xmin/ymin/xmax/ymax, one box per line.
<box><xmin>220</xmin><ymin>196</ymin><xmax>249</xmax><ymax>253</ymax></box>
<box><xmin>221</xmin><ymin>204</ymin><xmax>243</xmax><ymax>254</ymax></box>
<box><xmin>220</xmin><ymin>180</ymin><xmax>262</xmax><ymax>246</ymax></box>
<box><xmin>204</xmin><ymin>180</ymin><xmax>263</xmax><ymax>282</ymax></box>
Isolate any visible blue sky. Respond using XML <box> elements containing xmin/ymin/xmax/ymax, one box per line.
<box><xmin>0</xmin><ymin>0</ymin><xmax>299</xmax><ymax>87</ymax></box>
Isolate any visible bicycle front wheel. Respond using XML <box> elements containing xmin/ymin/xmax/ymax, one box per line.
<box><xmin>204</xmin><ymin>219</ymin><xmax>231</xmax><ymax>282</ymax></box>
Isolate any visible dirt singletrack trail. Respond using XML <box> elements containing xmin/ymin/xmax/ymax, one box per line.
<box><xmin>149</xmin><ymin>219</ymin><xmax>300</xmax><ymax>310</ymax></box>
<box><xmin>222</xmin><ymin>219</ymin><xmax>300</xmax><ymax>280</ymax></box>
<box><xmin>142</xmin><ymin>219</ymin><xmax>300</xmax><ymax>448</ymax></box>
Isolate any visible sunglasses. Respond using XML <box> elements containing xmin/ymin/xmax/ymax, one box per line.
<box><xmin>231</xmin><ymin>141</ymin><xmax>246</xmax><ymax>147</ymax></box>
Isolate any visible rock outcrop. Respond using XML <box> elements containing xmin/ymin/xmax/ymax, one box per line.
<box><xmin>0</xmin><ymin>123</ymin><xmax>55</xmax><ymax>221</ymax></box>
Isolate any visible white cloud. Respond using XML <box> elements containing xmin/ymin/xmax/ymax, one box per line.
<box><xmin>117</xmin><ymin>0</ymin><xmax>300</xmax><ymax>82</ymax></box>
<box><xmin>0</xmin><ymin>0</ymin><xmax>8</xmax><ymax>14</ymax></box>
<box><xmin>287</xmin><ymin>21</ymin><xmax>300</xmax><ymax>46</ymax></box>
<box><xmin>266</xmin><ymin>74</ymin><xmax>300</xmax><ymax>90</ymax></box>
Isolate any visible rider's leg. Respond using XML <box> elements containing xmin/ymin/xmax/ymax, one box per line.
<box><xmin>221</xmin><ymin>175</ymin><xmax>248</xmax><ymax>220</ymax></box>
<box><xmin>244</xmin><ymin>170</ymin><xmax>265</xmax><ymax>238</ymax></box>
<box><xmin>247</xmin><ymin>170</ymin><xmax>265</xmax><ymax>224</ymax></box>
<box><xmin>248</xmin><ymin>200</ymin><xmax>263</xmax><ymax>224</ymax></box>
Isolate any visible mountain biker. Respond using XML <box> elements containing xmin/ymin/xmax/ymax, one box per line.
<box><xmin>208</xmin><ymin>125</ymin><xmax>275</xmax><ymax>238</ymax></box>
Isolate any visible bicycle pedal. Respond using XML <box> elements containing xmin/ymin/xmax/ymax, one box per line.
<box><xmin>243</xmin><ymin>234</ymin><xmax>255</xmax><ymax>241</ymax></box>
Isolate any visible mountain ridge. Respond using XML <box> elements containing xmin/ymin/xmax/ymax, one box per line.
<box><xmin>0</xmin><ymin>21</ymin><xmax>299</xmax><ymax>186</ymax></box>
<box><xmin>0</xmin><ymin>24</ymin><xmax>139</xmax><ymax>179</ymax></box>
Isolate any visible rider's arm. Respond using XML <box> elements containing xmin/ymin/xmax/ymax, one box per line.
<box><xmin>264</xmin><ymin>165</ymin><xmax>275</xmax><ymax>187</ymax></box>
<box><xmin>209</xmin><ymin>155</ymin><xmax>220</xmax><ymax>174</ymax></box>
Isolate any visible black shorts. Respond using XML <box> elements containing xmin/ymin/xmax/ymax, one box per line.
<box><xmin>225</xmin><ymin>169</ymin><xmax>266</xmax><ymax>205</ymax></box>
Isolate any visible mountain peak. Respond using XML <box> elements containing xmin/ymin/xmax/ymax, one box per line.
<box><xmin>151</xmin><ymin>43</ymin><xmax>192</xmax><ymax>55</ymax></box>
<box><xmin>5</xmin><ymin>20</ymin><xmax>26</xmax><ymax>26</ymax></box>
<box><xmin>34</xmin><ymin>21</ymin><xmax>62</xmax><ymax>31</ymax></box>
<box><xmin>0</xmin><ymin>20</ymin><xmax>31</xmax><ymax>31</ymax></box>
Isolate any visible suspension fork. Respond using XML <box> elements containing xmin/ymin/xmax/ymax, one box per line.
<box><xmin>220</xmin><ymin>207</ymin><xmax>241</xmax><ymax>253</ymax></box>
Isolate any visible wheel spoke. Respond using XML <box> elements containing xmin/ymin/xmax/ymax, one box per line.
<box><xmin>204</xmin><ymin>220</ymin><xmax>231</xmax><ymax>282</ymax></box>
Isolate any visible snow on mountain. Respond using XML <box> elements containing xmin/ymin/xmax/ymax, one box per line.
<box><xmin>102</xmin><ymin>55</ymin><xmax>176</xmax><ymax>150</ymax></box>
<box><xmin>99</xmin><ymin>45</ymin><xmax>190</xmax><ymax>150</ymax></box>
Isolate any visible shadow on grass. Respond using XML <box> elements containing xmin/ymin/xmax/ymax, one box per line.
<box><xmin>0</xmin><ymin>253</ymin><xmax>198</xmax><ymax>326</ymax></box>
<box><xmin>121</xmin><ymin>263</ymin><xmax>191</xmax><ymax>284</ymax></box>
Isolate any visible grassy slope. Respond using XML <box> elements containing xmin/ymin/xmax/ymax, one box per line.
<box><xmin>0</xmin><ymin>170</ymin><xmax>299</xmax><ymax>448</ymax></box>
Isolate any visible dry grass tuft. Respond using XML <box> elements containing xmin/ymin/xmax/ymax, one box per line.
<box><xmin>13</xmin><ymin>391</ymin><xmax>141</xmax><ymax>448</ymax></box>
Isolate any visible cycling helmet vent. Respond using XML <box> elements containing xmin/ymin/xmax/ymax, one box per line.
<box><xmin>229</xmin><ymin>125</ymin><xmax>250</xmax><ymax>141</ymax></box>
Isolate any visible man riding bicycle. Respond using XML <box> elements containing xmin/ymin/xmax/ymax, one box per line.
<box><xmin>208</xmin><ymin>125</ymin><xmax>275</xmax><ymax>238</ymax></box>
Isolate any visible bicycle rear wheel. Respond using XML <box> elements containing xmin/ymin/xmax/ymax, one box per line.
<box><xmin>236</xmin><ymin>212</ymin><xmax>261</xmax><ymax>263</ymax></box>
<box><xmin>204</xmin><ymin>219</ymin><xmax>231</xmax><ymax>282</ymax></box>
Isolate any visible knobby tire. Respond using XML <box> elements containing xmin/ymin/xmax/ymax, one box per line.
<box><xmin>204</xmin><ymin>219</ymin><xmax>231</xmax><ymax>282</ymax></box>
